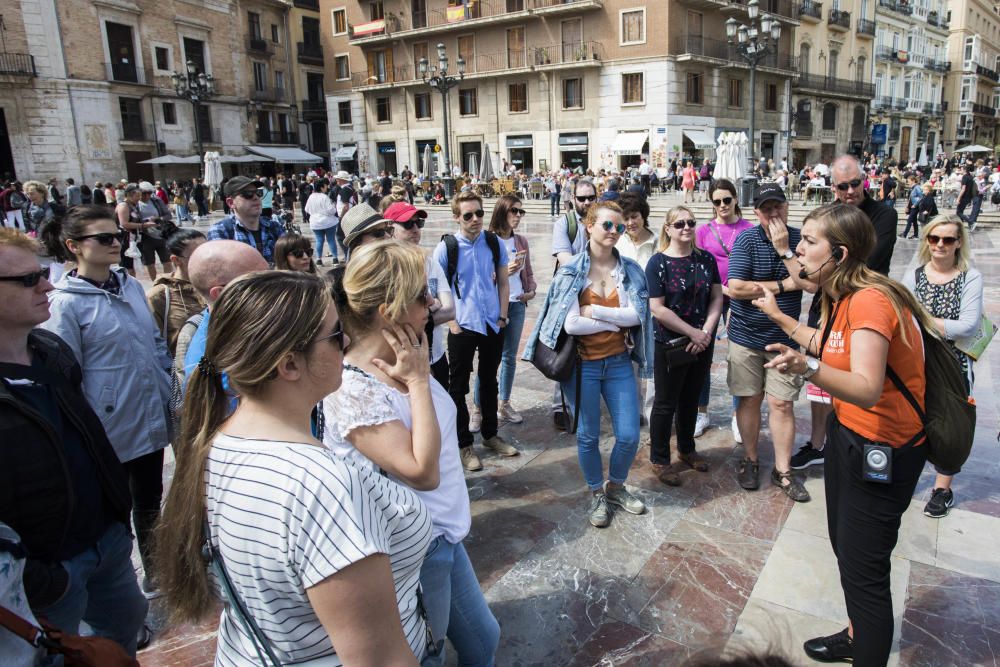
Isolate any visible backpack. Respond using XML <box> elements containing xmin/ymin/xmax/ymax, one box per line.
<box><xmin>699</xmin><ymin>164</ymin><xmax>710</xmax><ymax>179</ymax></box>
<box><xmin>565</xmin><ymin>209</ymin><xmax>578</xmax><ymax>244</ymax></box>
<box><xmin>441</xmin><ymin>231</ymin><xmax>501</xmax><ymax>299</ymax></box>
<box><xmin>8</xmin><ymin>191</ymin><xmax>26</xmax><ymax>209</ymax></box>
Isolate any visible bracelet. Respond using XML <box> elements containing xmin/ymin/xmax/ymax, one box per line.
<box><xmin>777</xmin><ymin>279</ymin><xmax>785</xmax><ymax>294</ymax></box>
<box><xmin>789</xmin><ymin>322</ymin><xmax>801</xmax><ymax>338</ymax></box>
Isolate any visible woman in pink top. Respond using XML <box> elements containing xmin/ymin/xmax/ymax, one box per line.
<box><xmin>681</xmin><ymin>161</ymin><xmax>697</xmax><ymax>203</ymax></box>
<box><xmin>693</xmin><ymin>178</ymin><xmax>754</xmax><ymax>439</ymax></box>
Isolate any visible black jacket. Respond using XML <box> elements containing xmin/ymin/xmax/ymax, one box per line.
<box><xmin>0</xmin><ymin>329</ymin><xmax>131</xmax><ymax>607</ymax></box>
<box><xmin>859</xmin><ymin>193</ymin><xmax>898</xmax><ymax>276</ymax></box>
<box><xmin>917</xmin><ymin>193</ymin><xmax>939</xmax><ymax>219</ymax></box>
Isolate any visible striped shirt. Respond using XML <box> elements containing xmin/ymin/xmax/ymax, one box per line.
<box><xmin>205</xmin><ymin>433</ymin><xmax>432</xmax><ymax>666</ymax></box>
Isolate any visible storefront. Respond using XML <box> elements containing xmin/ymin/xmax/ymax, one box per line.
<box><xmin>415</xmin><ymin>139</ymin><xmax>438</xmax><ymax>176</ymax></box>
<box><xmin>506</xmin><ymin>135</ymin><xmax>534</xmax><ymax>174</ymax></box>
<box><xmin>334</xmin><ymin>145</ymin><xmax>357</xmax><ymax>175</ymax></box>
<box><xmin>558</xmin><ymin>132</ymin><xmax>589</xmax><ymax>171</ymax></box>
<box><xmin>377</xmin><ymin>141</ymin><xmax>397</xmax><ymax>175</ymax></box>
<box><xmin>611</xmin><ymin>131</ymin><xmax>649</xmax><ymax>171</ymax></box>
<box><xmin>460</xmin><ymin>141</ymin><xmax>482</xmax><ymax>175</ymax></box>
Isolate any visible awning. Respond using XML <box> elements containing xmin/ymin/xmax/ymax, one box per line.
<box><xmin>611</xmin><ymin>131</ymin><xmax>649</xmax><ymax>155</ymax></box>
<box><xmin>137</xmin><ymin>154</ymin><xmax>202</xmax><ymax>165</ymax></box>
<box><xmin>219</xmin><ymin>154</ymin><xmax>270</xmax><ymax>163</ymax></box>
<box><xmin>683</xmin><ymin>129</ymin><xmax>716</xmax><ymax>149</ymax></box>
<box><xmin>245</xmin><ymin>145</ymin><xmax>323</xmax><ymax>164</ymax></box>
<box><xmin>334</xmin><ymin>145</ymin><xmax>357</xmax><ymax>161</ymax></box>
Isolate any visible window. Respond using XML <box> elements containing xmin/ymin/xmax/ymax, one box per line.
<box><xmin>507</xmin><ymin>27</ymin><xmax>525</xmax><ymax>68</ymax></box>
<box><xmin>509</xmin><ymin>82</ymin><xmax>527</xmax><ymax>112</ymax></box>
<box><xmin>686</xmin><ymin>72</ymin><xmax>703</xmax><ymax>104</ymax></box>
<box><xmin>621</xmin><ymin>73</ymin><xmax>643</xmax><ymax>104</ymax></box>
<box><xmin>154</xmin><ymin>46</ymin><xmax>170</xmax><ymax>72</ymax></box>
<box><xmin>507</xmin><ymin>0</ymin><xmax>524</xmax><ymax>9</ymax></box>
<box><xmin>335</xmin><ymin>55</ymin><xmax>349</xmax><ymax>80</ymax></box>
<box><xmin>459</xmin><ymin>87</ymin><xmax>478</xmax><ymax>115</ymax></box>
<box><xmin>415</xmin><ymin>93</ymin><xmax>432</xmax><ymax>119</ymax></box>
<box><xmin>413</xmin><ymin>42</ymin><xmax>428</xmax><ymax>74</ymax></box>
<box><xmin>728</xmin><ymin>78</ymin><xmax>743</xmax><ymax>107</ymax></box>
<box><xmin>376</xmin><ymin>96</ymin><xmax>391</xmax><ymax>122</ymax></box>
<box><xmin>765</xmin><ymin>82</ymin><xmax>778</xmax><ymax>111</ymax></box>
<box><xmin>561</xmin><ymin>18</ymin><xmax>582</xmax><ymax>62</ymax></box>
<box><xmin>412</xmin><ymin>0</ymin><xmax>427</xmax><ymax>29</ymax></box>
<box><xmin>620</xmin><ymin>8</ymin><xmax>645</xmax><ymax>45</ymax></box>
<box><xmin>822</xmin><ymin>102</ymin><xmax>837</xmax><ymax>130</ymax></box>
<box><xmin>562</xmin><ymin>78</ymin><xmax>583</xmax><ymax>108</ymax></box>
<box><xmin>338</xmin><ymin>100</ymin><xmax>352</xmax><ymax>125</ymax></box>
<box><xmin>183</xmin><ymin>38</ymin><xmax>206</xmax><ymax>74</ymax></box>
<box><xmin>799</xmin><ymin>43</ymin><xmax>810</xmax><ymax>76</ymax></box>
<box><xmin>119</xmin><ymin>97</ymin><xmax>144</xmax><ymax>140</ymax></box>
<box><xmin>253</xmin><ymin>62</ymin><xmax>267</xmax><ymax>91</ymax></box>
<box><xmin>271</xmin><ymin>24</ymin><xmax>279</xmax><ymax>43</ymax></box>
<box><xmin>275</xmin><ymin>70</ymin><xmax>285</xmax><ymax>93</ymax></box>
<box><xmin>856</xmin><ymin>56</ymin><xmax>866</xmax><ymax>82</ymax></box>
<box><xmin>367</xmin><ymin>49</ymin><xmax>393</xmax><ymax>84</ymax></box>
<box><xmin>458</xmin><ymin>35</ymin><xmax>475</xmax><ymax>72</ymax></box>
<box><xmin>370</xmin><ymin>1</ymin><xmax>384</xmax><ymax>20</ymax></box>
<box><xmin>162</xmin><ymin>102</ymin><xmax>177</xmax><ymax>125</ymax></box>
<box><xmin>828</xmin><ymin>49</ymin><xmax>839</xmax><ymax>79</ymax></box>
<box><xmin>332</xmin><ymin>8</ymin><xmax>347</xmax><ymax>35</ymax></box>
<box><xmin>248</xmin><ymin>12</ymin><xmax>262</xmax><ymax>40</ymax></box>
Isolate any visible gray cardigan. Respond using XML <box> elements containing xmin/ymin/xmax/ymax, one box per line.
<box><xmin>902</xmin><ymin>265</ymin><xmax>983</xmax><ymax>340</ymax></box>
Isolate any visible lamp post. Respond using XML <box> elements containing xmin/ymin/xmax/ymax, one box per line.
<box><xmin>171</xmin><ymin>59</ymin><xmax>216</xmax><ymax>174</ymax></box>
<box><xmin>419</xmin><ymin>43</ymin><xmax>465</xmax><ymax>196</ymax></box>
<box><xmin>726</xmin><ymin>0</ymin><xmax>782</xmax><ymax>169</ymax></box>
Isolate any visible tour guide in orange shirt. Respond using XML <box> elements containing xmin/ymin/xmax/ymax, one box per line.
<box><xmin>751</xmin><ymin>203</ymin><xmax>932</xmax><ymax>667</ymax></box>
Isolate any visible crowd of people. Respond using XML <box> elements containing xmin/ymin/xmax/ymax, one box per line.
<box><xmin>0</xmin><ymin>147</ymin><xmax>986</xmax><ymax>667</ymax></box>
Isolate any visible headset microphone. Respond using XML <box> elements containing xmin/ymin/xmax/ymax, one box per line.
<box><xmin>798</xmin><ymin>255</ymin><xmax>835</xmax><ymax>280</ymax></box>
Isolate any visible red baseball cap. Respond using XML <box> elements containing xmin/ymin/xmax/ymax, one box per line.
<box><xmin>383</xmin><ymin>201</ymin><xmax>428</xmax><ymax>223</ymax></box>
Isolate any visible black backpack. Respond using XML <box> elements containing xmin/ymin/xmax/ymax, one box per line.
<box><xmin>441</xmin><ymin>231</ymin><xmax>501</xmax><ymax>299</ymax></box>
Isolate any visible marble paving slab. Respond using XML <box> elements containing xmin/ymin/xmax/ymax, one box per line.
<box><xmin>934</xmin><ymin>509</ymin><xmax>1000</xmax><ymax>584</ymax></box>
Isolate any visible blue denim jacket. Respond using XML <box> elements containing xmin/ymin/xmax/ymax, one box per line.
<box><xmin>522</xmin><ymin>249</ymin><xmax>654</xmax><ymax>378</ymax></box>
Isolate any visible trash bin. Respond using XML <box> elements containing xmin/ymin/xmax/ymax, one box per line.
<box><xmin>739</xmin><ymin>176</ymin><xmax>758</xmax><ymax>209</ymax></box>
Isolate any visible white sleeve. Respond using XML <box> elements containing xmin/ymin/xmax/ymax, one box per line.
<box><xmin>563</xmin><ymin>295</ymin><xmax>619</xmax><ymax>336</ymax></box>
<box><xmin>590</xmin><ymin>303</ymin><xmax>641</xmax><ymax>328</ymax></box>
<box><xmin>429</xmin><ymin>259</ymin><xmax>450</xmax><ymax>295</ymax></box>
<box><xmin>329</xmin><ymin>372</ymin><xmax>403</xmax><ymax>440</ymax></box>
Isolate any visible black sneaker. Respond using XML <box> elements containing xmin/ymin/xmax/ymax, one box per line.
<box><xmin>137</xmin><ymin>623</ymin><xmax>154</xmax><ymax>651</ymax></box>
<box><xmin>737</xmin><ymin>457</ymin><xmax>760</xmax><ymax>490</ymax></box>
<box><xmin>924</xmin><ymin>488</ymin><xmax>954</xmax><ymax>518</ymax></box>
<box><xmin>803</xmin><ymin>627</ymin><xmax>853</xmax><ymax>663</ymax></box>
<box><xmin>790</xmin><ymin>442</ymin><xmax>825</xmax><ymax>469</ymax></box>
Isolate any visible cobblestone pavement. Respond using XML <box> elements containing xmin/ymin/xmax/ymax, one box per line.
<box><xmin>139</xmin><ymin>196</ymin><xmax>1000</xmax><ymax>666</ymax></box>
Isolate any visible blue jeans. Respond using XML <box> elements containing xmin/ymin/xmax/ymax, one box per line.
<box><xmin>549</xmin><ymin>193</ymin><xmax>561</xmax><ymax>216</ymax></box>
<box><xmin>176</xmin><ymin>204</ymin><xmax>191</xmax><ymax>221</ymax></box>
<box><xmin>474</xmin><ymin>300</ymin><xmax>526</xmax><ymax>405</ymax></box>
<box><xmin>419</xmin><ymin>537</ymin><xmax>500</xmax><ymax>667</ymax></box>
<box><xmin>33</xmin><ymin>522</ymin><xmax>148</xmax><ymax>657</ymax></box>
<box><xmin>313</xmin><ymin>226</ymin><xmax>340</xmax><ymax>261</ymax></box>
<box><xmin>561</xmin><ymin>351</ymin><xmax>640</xmax><ymax>490</ymax></box>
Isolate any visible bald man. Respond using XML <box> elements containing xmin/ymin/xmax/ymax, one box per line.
<box><xmin>830</xmin><ymin>155</ymin><xmax>897</xmax><ymax>275</ymax></box>
<box><xmin>176</xmin><ymin>240</ymin><xmax>268</xmax><ymax>386</ymax></box>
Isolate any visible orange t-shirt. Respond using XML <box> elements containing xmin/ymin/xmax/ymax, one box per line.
<box><xmin>821</xmin><ymin>288</ymin><xmax>926</xmax><ymax>447</ymax></box>
<box><xmin>577</xmin><ymin>288</ymin><xmax>627</xmax><ymax>361</ymax></box>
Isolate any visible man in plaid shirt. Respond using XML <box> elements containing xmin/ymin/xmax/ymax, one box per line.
<box><xmin>207</xmin><ymin>176</ymin><xmax>285</xmax><ymax>265</ymax></box>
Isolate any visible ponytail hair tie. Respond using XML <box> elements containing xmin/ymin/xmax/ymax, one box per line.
<box><xmin>198</xmin><ymin>356</ymin><xmax>218</xmax><ymax>377</ymax></box>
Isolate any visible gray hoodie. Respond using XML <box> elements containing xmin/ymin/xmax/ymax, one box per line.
<box><xmin>40</xmin><ymin>268</ymin><xmax>172</xmax><ymax>463</ymax></box>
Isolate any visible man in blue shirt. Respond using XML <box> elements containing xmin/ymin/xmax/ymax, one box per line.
<box><xmin>433</xmin><ymin>191</ymin><xmax>519</xmax><ymax>471</ymax></box>
<box><xmin>206</xmin><ymin>176</ymin><xmax>285</xmax><ymax>265</ymax></box>
<box><xmin>726</xmin><ymin>183</ymin><xmax>815</xmax><ymax>502</ymax></box>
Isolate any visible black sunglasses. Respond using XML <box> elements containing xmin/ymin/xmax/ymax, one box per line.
<box><xmin>395</xmin><ymin>218</ymin><xmax>425</xmax><ymax>230</ymax></box>
<box><xmin>575</xmin><ymin>195</ymin><xmax>596</xmax><ymax>202</ymax></box>
<box><xmin>72</xmin><ymin>232</ymin><xmax>125</xmax><ymax>246</ymax></box>
<box><xmin>461</xmin><ymin>209</ymin><xmax>486</xmax><ymax>221</ymax></box>
<box><xmin>289</xmin><ymin>247</ymin><xmax>314</xmax><ymax>258</ymax></box>
<box><xmin>0</xmin><ymin>266</ymin><xmax>50</xmax><ymax>287</ymax></box>
<box><xmin>671</xmin><ymin>219</ymin><xmax>697</xmax><ymax>229</ymax></box>
<box><xmin>365</xmin><ymin>226</ymin><xmax>394</xmax><ymax>239</ymax></box>
<box><xmin>835</xmin><ymin>178</ymin><xmax>863</xmax><ymax>191</ymax></box>
<box><xmin>236</xmin><ymin>190</ymin><xmax>261</xmax><ymax>199</ymax></box>
<box><xmin>712</xmin><ymin>196</ymin><xmax>734</xmax><ymax>207</ymax></box>
<box><xmin>315</xmin><ymin>320</ymin><xmax>347</xmax><ymax>351</ymax></box>
<box><xmin>927</xmin><ymin>234</ymin><xmax>958</xmax><ymax>246</ymax></box>
<box><xmin>510</xmin><ymin>207</ymin><xmax>526</xmax><ymax>216</ymax></box>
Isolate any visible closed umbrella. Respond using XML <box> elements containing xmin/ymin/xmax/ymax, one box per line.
<box><xmin>203</xmin><ymin>151</ymin><xmax>223</xmax><ymax>188</ymax></box>
<box><xmin>734</xmin><ymin>132</ymin><xmax>748</xmax><ymax>181</ymax></box>
<box><xmin>917</xmin><ymin>143</ymin><xmax>928</xmax><ymax>167</ymax></box>
<box><xmin>468</xmin><ymin>153</ymin><xmax>478</xmax><ymax>180</ymax></box>
<box><xmin>479</xmin><ymin>143</ymin><xmax>495</xmax><ymax>181</ymax></box>
<box><xmin>422</xmin><ymin>144</ymin><xmax>433</xmax><ymax>179</ymax></box>
<box><xmin>437</xmin><ymin>150</ymin><xmax>446</xmax><ymax>176</ymax></box>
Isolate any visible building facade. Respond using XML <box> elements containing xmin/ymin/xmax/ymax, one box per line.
<box><xmin>288</xmin><ymin>0</ymin><xmax>330</xmax><ymax>163</ymax></box>
<box><xmin>322</xmin><ymin>0</ymin><xmax>796</xmax><ymax>176</ymax></box>
<box><xmin>944</xmin><ymin>0</ymin><xmax>1000</xmax><ymax>151</ymax></box>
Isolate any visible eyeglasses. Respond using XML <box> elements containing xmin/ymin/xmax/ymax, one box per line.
<box><xmin>461</xmin><ymin>209</ymin><xmax>486</xmax><ymax>221</ymax></box>
<box><xmin>289</xmin><ymin>247</ymin><xmax>314</xmax><ymax>258</ymax></box>
<box><xmin>395</xmin><ymin>218</ymin><xmax>425</xmax><ymax>230</ymax></box>
<box><xmin>510</xmin><ymin>207</ymin><xmax>526</xmax><ymax>216</ymax></box>
<box><xmin>236</xmin><ymin>190</ymin><xmax>261</xmax><ymax>200</ymax></box>
<box><xmin>575</xmin><ymin>195</ymin><xmax>596</xmax><ymax>202</ymax></box>
<box><xmin>71</xmin><ymin>232</ymin><xmax>125</xmax><ymax>246</ymax></box>
<box><xmin>712</xmin><ymin>196</ymin><xmax>734</xmax><ymax>207</ymax></box>
<box><xmin>365</xmin><ymin>226</ymin><xmax>394</xmax><ymax>239</ymax></box>
<box><xmin>671</xmin><ymin>219</ymin><xmax>697</xmax><ymax>230</ymax></box>
<box><xmin>834</xmin><ymin>179</ymin><xmax>863</xmax><ymax>191</ymax></box>
<box><xmin>315</xmin><ymin>320</ymin><xmax>347</xmax><ymax>351</ymax></box>
<box><xmin>0</xmin><ymin>267</ymin><xmax>50</xmax><ymax>287</ymax></box>
<box><xmin>927</xmin><ymin>234</ymin><xmax>958</xmax><ymax>246</ymax></box>
<box><xmin>601</xmin><ymin>220</ymin><xmax>627</xmax><ymax>234</ymax></box>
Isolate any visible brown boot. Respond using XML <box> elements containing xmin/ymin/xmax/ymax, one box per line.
<box><xmin>652</xmin><ymin>463</ymin><xmax>682</xmax><ymax>487</ymax></box>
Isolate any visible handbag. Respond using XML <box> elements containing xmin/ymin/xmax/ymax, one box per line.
<box><xmin>660</xmin><ymin>335</ymin><xmax>698</xmax><ymax>370</ymax></box>
<box><xmin>0</xmin><ymin>605</ymin><xmax>139</xmax><ymax>667</ymax></box>
<box><xmin>161</xmin><ymin>288</ymin><xmax>183</xmax><ymax>440</ymax></box>
<box><xmin>124</xmin><ymin>232</ymin><xmax>142</xmax><ymax>260</ymax></box>
<box><xmin>530</xmin><ymin>328</ymin><xmax>578</xmax><ymax>382</ymax></box>
<box><xmin>955</xmin><ymin>313</ymin><xmax>997</xmax><ymax>361</ymax></box>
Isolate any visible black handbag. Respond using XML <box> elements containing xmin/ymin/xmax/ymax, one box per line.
<box><xmin>530</xmin><ymin>328</ymin><xmax>578</xmax><ymax>382</ymax></box>
<box><xmin>661</xmin><ymin>335</ymin><xmax>698</xmax><ymax>370</ymax></box>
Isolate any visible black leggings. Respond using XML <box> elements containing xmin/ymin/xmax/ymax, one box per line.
<box><xmin>650</xmin><ymin>341</ymin><xmax>712</xmax><ymax>465</ymax></box>
<box><xmin>122</xmin><ymin>448</ymin><xmax>164</xmax><ymax>579</ymax></box>
<box><xmin>825</xmin><ymin>417</ymin><xmax>926</xmax><ymax>666</ymax></box>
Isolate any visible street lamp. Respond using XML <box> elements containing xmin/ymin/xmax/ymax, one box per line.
<box><xmin>726</xmin><ymin>0</ymin><xmax>782</xmax><ymax>167</ymax></box>
<box><xmin>171</xmin><ymin>59</ymin><xmax>216</xmax><ymax>174</ymax></box>
<box><xmin>419</xmin><ymin>42</ymin><xmax>465</xmax><ymax>196</ymax></box>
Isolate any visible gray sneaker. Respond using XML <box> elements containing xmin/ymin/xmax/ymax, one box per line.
<box><xmin>605</xmin><ymin>482</ymin><xmax>646</xmax><ymax>515</ymax></box>
<box><xmin>589</xmin><ymin>492</ymin><xmax>612</xmax><ymax>528</ymax></box>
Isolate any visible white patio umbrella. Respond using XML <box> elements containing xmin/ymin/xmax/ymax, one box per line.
<box><xmin>203</xmin><ymin>151</ymin><xmax>223</xmax><ymax>188</ymax></box>
<box><xmin>714</xmin><ymin>133</ymin><xmax>733</xmax><ymax>182</ymax></box>
<box><xmin>422</xmin><ymin>144</ymin><xmax>433</xmax><ymax>179</ymax></box>
<box><xmin>479</xmin><ymin>143</ymin><xmax>496</xmax><ymax>181</ymax></box>
<box><xmin>917</xmin><ymin>143</ymin><xmax>929</xmax><ymax>167</ymax></box>
<box><xmin>733</xmin><ymin>132</ymin><xmax>748</xmax><ymax>181</ymax></box>
<box><xmin>468</xmin><ymin>153</ymin><xmax>478</xmax><ymax>179</ymax></box>
<box><xmin>437</xmin><ymin>150</ymin><xmax>446</xmax><ymax>176</ymax></box>
<box><xmin>955</xmin><ymin>144</ymin><xmax>993</xmax><ymax>153</ymax></box>
<box><xmin>813</xmin><ymin>163</ymin><xmax>830</xmax><ymax>177</ymax></box>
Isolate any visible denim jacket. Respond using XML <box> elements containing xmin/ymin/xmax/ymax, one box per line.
<box><xmin>522</xmin><ymin>249</ymin><xmax>654</xmax><ymax>378</ymax></box>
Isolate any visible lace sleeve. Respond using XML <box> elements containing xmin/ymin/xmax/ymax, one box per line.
<box><xmin>329</xmin><ymin>367</ymin><xmax>403</xmax><ymax>440</ymax></box>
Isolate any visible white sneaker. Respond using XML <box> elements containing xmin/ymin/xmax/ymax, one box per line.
<box><xmin>694</xmin><ymin>412</ymin><xmax>709</xmax><ymax>437</ymax></box>
<box><xmin>731</xmin><ymin>414</ymin><xmax>743</xmax><ymax>444</ymax></box>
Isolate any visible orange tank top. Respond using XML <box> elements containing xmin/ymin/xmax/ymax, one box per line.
<box><xmin>577</xmin><ymin>288</ymin><xmax>627</xmax><ymax>361</ymax></box>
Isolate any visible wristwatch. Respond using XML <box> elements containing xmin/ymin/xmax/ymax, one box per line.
<box><xmin>499</xmin><ymin>316</ymin><xmax>509</xmax><ymax>324</ymax></box>
<box><xmin>781</xmin><ymin>249</ymin><xmax>795</xmax><ymax>260</ymax></box>
<box><xmin>802</xmin><ymin>356</ymin><xmax>820</xmax><ymax>379</ymax></box>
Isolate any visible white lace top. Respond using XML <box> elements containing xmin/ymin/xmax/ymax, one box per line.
<box><xmin>322</xmin><ymin>365</ymin><xmax>471</xmax><ymax>544</ymax></box>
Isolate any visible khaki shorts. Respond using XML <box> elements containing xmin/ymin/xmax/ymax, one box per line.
<box><xmin>727</xmin><ymin>340</ymin><xmax>804</xmax><ymax>402</ymax></box>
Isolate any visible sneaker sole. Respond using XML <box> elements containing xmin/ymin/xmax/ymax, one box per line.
<box><xmin>605</xmin><ymin>497</ymin><xmax>646</xmax><ymax>515</ymax></box>
<box><xmin>590</xmin><ymin>517</ymin><xmax>612</xmax><ymax>528</ymax></box>
<box><xmin>923</xmin><ymin>500</ymin><xmax>954</xmax><ymax>518</ymax></box>
<box><xmin>790</xmin><ymin>457</ymin><xmax>825</xmax><ymax>470</ymax></box>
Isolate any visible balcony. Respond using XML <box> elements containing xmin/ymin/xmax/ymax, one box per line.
<box><xmin>348</xmin><ymin>0</ymin><xmax>603</xmax><ymax>44</ymax></box>
<box><xmin>297</xmin><ymin>41</ymin><xmax>323</xmax><ymax>65</ymax></box>
<box><xmin>851</xmin><ymin>124</ymin><xmax>867</xmax><ymax>141</ymax></box>
<box><xmin>119</xmin><ymin>122</ymin><xmax>155</xmax><ymax>142</ymax></box>
<box><xmin>104</xmin><ymin>61</ymin><xmax>149</xmax><ymax>85</ymax></box>
<box><xmin>795</xmin><ymin>119</ymin><xmax>814</xmax><ymax>137</ymax></box>
<box><xmin>976</xmin><ymin>64</ymin><xmax>1000</xmax><ymax>83</ymax></box>
<box><xmin>926</xmin><ymin>11</ymin><xmax>948</xmax><ymax>29</ymax></box>
<box><xmin>532</xmin><ymin>41</ymin><xmax>604</xmax><ymax>68</ymax></box>
<box><xmin>875</xmin><ymin>47</ymin><xmax>910</xmax><ymax>64</ymax></box>
<box><xmin>973</xmin><ymin>102</ymin><xmax>995</xmax><ymax>116</ymax></box>
<box><xmin>922</xmin><ymin>102</ymin><xmax>943</xmax><ymax>116</ymax></box>
<box><xmin>795</xmin><ymin>73</ymin><xmax>874</xmax><ymax>98</ymax></box>
<box><xmin>957</xmin><ymin>127</ymin><xmax>972</xmax><ymax>140</ymax></box>
<box><xmin>877</xmin><ymin>0</ymin><xmax>912</xmax><ymax>15</ymax></box>
<box><xmin>925</xmin><ymin>58</ymin><xmax>950</xmax><ymax>73</ymax></box>
<box><xmin>0</xmin><ymin>53</ymin><xmax>36</xmax><ymax>77</ymax></box>
<box><xmin>251</xmin><ymin>86</ymin><xmax>287</xmax><ymax>102</ymax></box>
<box><xmin>292</xmin><ymin>0</ymin><xmax>319</xmax><ymax>9</ymax></box>
<box><xmin>256</xmin><ymin>130</ymin><xmax>298</xmax><ymax>145</ymax></box>
<box><xmin>246</xmin><ymin>36</ymin><xmax>274</xmax><ymax>55</ymax></box>
<box><xmin>671</xmin><ymin>35</ymin><xmax>795</xmax><ymax>73</ymax></box>
<box><xmin>828</xmin><ymin>8</ymin><xmax>850</xmax><ymax>30</ymax></box>
<box><xmin>857</xmin><ymin>18</ymin><xmax>875</xmax><ymax>37</ymax></box>
<box><xmin>301</xmin><ymin>99</ymin><xmax>327</xmax><ymax>120</ymax></box>
<box><xmin>799</xmin><ymin>0</ymin><xmax>822</xmax><ymax>21</ymax></box>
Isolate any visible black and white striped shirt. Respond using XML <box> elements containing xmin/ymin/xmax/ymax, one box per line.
<box><xmin>205</xmin><ymin>433</ymin><xmax>432</xmax><ymax>666</ymax></box>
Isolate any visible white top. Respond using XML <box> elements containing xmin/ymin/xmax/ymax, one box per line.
<box><xmin>305</xmin><ymin>192</ymin><xmax>338</xmax><ymax>230</ymax></box>
<box><xmin>615</xmin><ymin>232</ymin><xmax>656</xmax><ymax>270</ymax></box>
<box><xmin>323</xmin><ymin>368</ymin><xmax>471</xmax><ymax>545</ymax></box>
<box><xmin>0</xmin><ymin>523</ymin><xmax>46</xmax><ymax>666</ymax></box>
<box><xmin>426</xmin><ymin>256</ymin><xmax>450</xmax><ymax>364</ymax></box>
<box><xmin>205</xmin><ymin>434</ymin><xmax>431</xmax><ymax>666</ymax></box>
<box><xmin>502</xmin><ymin>236</ymin><xmax>523</xmax><ymax>302</ymax></box>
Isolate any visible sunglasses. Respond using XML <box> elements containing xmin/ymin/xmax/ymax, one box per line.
<box><xmin>0</xmin><ymin>266</ymin><xmax>50</xmax><ymax>287</ymax></box>
<box><xmin>671</xmin><ymin>219</ymin><xmax>697</xmax><ymax>230</ymax></box>
<box><xmin>236</xmin><ymin>190</ymin><xmax>261</xmax><ymax>200</ymax></box>
<box><xmin>315</xmin><ymin>320</ymin><xmax>347</xmax><ymax>351</ymax></box>
<box><xmin>289</xmin><ymin>247</ymin><xmax>314</xmax><ymax>258</ymax></box>
<box><xmin>834</xmin><ymin>179</ymin><xmax>863</xmax><ymax>191</ymax></box>
<box><xmin>510</xmin><ymin>207</ymin><xmax>526</xmax><ymax>216</ymax></box>
<box><xmin>712</xmin><ymin>196</ymin><xmax>734</xmax><ymax>207</ymax></box>
<box><xmin>575</xmin><ymin>195</ymin><xmax>596</xmax><ymax>202</ymax></box>
<box><xmin>365</xmin><ymin>226</ymin><xmax>394</xmax><ymax>239</ymax></box>
<box><xmin>461</xmin><ymin>209</ymin><xmax>486</xmax><ymax>221</ymax></box>
<box><xmin>601</xmin><ymin>220</ymin><xmax>627</xmax><ymax>234</ymax></box>
<box><xmin>72</xmin><ymin>232</ymin><xmax>125</xmax><ymax>246</ymax></box>
<box><xmin>395</xmin><ymin>218</ymin><xmax>425</xmax><ymax>230</ymax></box>
<box><xmin>927</xmin><ymin>234</ymin><xmax>958</xmax><ymax>246</ymax></box>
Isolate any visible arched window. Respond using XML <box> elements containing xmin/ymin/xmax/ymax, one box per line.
<box><xmin>800</xmin><ymin>43</ymin><xmax>811</xmax><ymax>76</ymax></box>
<box><xmin>828</xmin><ymin>49</ymin><xmax>839</xmax><ymax>79</ymax></box>
<box><xmin>823</xmin><ymin>103</ymin><xmax>837</xmax><ymax>130</ymax></box>
<box><xmin>856</xmin><ymin>56</ymin><xmax>866</xmax><ymax>82</ymax></box>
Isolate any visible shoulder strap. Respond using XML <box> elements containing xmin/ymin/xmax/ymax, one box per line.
<box><xmin>442</xmin><ymin>234</ymin><xmax>460</xmax><ymax>299</ymax></box>
<box><xmin>484</xmin><ymin>231</ymin><xmax>501</xmax><ymax>269</ymax></box>
<box><xmin>566</xmin><ymin>210</ymin><xmax>578</xmax><ymax>243</ymax></box>
<box><xmin>162</xmin><ymin>287</ymin><xmax>171</xmax><ymax>341</ymax></box>
<box><xmin>707</xmin><ymin>221</ymin><xmax>731</xmax><ymax>257</ymax></box>
<box><xmin>0</xmin><ymin>605</ymin><xmax>44</xmax><ymax>647</ymax></box>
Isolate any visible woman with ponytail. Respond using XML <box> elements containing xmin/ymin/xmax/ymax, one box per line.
<box><xmin>156</xmin><ymin>270</ymin><xmax>432</xmax><ymax>666</ymax></box>
<box><xmin>752</xmin><ymin>203</ymin><xmax>934</xmax><ymax>666</ymax></box>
